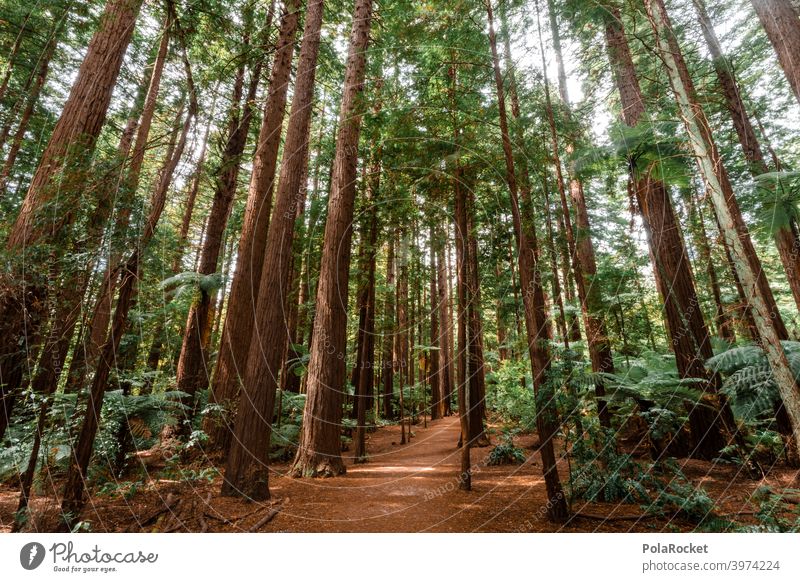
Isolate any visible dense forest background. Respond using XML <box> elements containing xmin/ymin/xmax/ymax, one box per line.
<box><xmin>2</xmin><ymin>0</ymin><xmax>800</xmax><ymax>533</ymax></box>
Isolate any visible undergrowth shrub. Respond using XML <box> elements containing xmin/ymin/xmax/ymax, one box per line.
<box><xmin>487</xmin><ymin>430</ymin><xmax>526</xmax><ymax>465</ymax></box>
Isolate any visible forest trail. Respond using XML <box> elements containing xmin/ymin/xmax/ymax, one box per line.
<box><xmin>264</xmin><ymin>415</ymin><xmax>543</xmax><ymax>532</ymax></box>
<box><xmin>2</xmin><ymin>415</ymin><xmax>798</xmax><ymax>533</ymax></box>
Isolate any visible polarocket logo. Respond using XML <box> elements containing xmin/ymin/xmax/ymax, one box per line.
<box><xmin>20</xmin><ymin>542</ymin><xmax>46</xmax><ymax>570</ymax></box>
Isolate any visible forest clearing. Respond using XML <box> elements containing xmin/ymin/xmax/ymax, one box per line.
<box><xmin>2</xmin><ymin>0</ymin><xmax>800</xmax><ymax>535</ymax></box>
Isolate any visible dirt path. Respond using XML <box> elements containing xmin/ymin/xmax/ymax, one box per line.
<box><xmin>265</xmin><ymin>415</ymin><xmax>530</xmax><ymax>532</ymax></box>
<box><xmin>3</xmin><ymin>415</ymin><xmax>799</xmax><ymax>533</ymax></box>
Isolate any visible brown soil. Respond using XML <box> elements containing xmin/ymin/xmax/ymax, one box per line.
<box><xmin>2</xmin><ymin>415</ymin><xmax>799</xmax><ymax>533</ymax></box>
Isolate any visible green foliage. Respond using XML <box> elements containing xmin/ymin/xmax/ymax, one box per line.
<box><xmin>569</xmin><ymin>430</ymin><xmax>651</xmax><ymax>504</ymax></box>
<box><xmin>485</xmin><ymin>359</ymin><xmax>537</xmax><ymax>430</ymax></box>
<box><xmin>269</xmin><ymin>391</ymin><xmax>306</xmax><ymax>461</ymax></box>
<box><xmin>738</xmin><ymin>486</ymin><xmax>800</xmax><ymax>533</ymax></box>
<box><xmin>569</xmin><ymin>427</ymin><xmax>727</xmax><ymax>527</ymax></box>
<box><xmin>159</xmin><ymin>271</ymin><xmax>223</xmax><ymax>300</ymax></box>
<box><xmin>753</xmin><ymin>171</ymin><xmax>800</xmax><ymax>234</ymax></box>
<box><xmin>486</xmin><ymin>430</ymin><xmax>526</xmax><ymax>466</ymax></box>
<box><xmin>706</xmin><ymin>341</ymin><xmax>800</xmax><ymax>421</ymax></box>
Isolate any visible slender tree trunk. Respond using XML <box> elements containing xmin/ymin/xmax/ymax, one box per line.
<box><xmin>488</xmin><ymin>0</ymin><xmax>568</xmax><ymax>521</ymax></box>
<box><xmin>0</xmin><ymin>0</ymin><xmax>144</xmax><ymax>442</ymax></box>
<box><xmin>221</xmin><ymin>0</ymin><xmax>324</xmax><ymax>498</ymax></box>
<box><xmin>207</xmin><ymin>0</ymin><xmax>301</xmax><ymax>450</ymax></box>
<box><xmin>173</xmin><ymin>9</ymin><xmax>271</xmax><ymax>433</ymax></box>
<box><xmin>750</xmin><ymin>0</ymin><xmax>800</xmax><ymax>106</ymax></box>
<box><xmin>396</xmin><ymin>234</ymin><xmax>409</xmax><ymax>443</ymax></box>
<box><xmin>59</xmin><ymin>70</ymin><xmax>197</xmax><ymax>529</ymax></box>
<box><xmin>646</xmin><ymin>0</ymin><xmax>800</xmax><ymax>456</ymax></box>
<box><xmin>291</xmin><ymin>0</ymin><xmax>374</xmax><ymax>478</ymax></box>
<box><xmin>354</xmin><ymin>155</ymin><xmax>380</xmax><ymax>461</ymax></box>
<box><xmin>437</xmin><ymin>241</ymin><xmax>454</xmax><ymax>416</ymax></box>
<box><xmin>466</xmin><ymin>190</ymin><xmax>488</xmax><ymax>443</ymax></box>
<box><xmin>453</xmin><ymin>112</ymin><xmax>471</xmax><ymax>489</ymax></box>
<box><xmin>429</xmin><ymin>227</ymin><xmax>442</xmax><ymax>419</ymax></box>
<box><xmin>382</xmin><ymin>236</ymin><xmax>396</xmax><ymax>418</ymax></box>
<box><xmin>546</xmin><ymin>0</ymin><xmax>614</xmax><ymax>427</ymax></box>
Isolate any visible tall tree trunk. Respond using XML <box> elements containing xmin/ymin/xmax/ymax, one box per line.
<box><xmin>602</xmin><ymin>4</ymin><xmax>645</xmax><ymax>126</ymax></box>
<box><xmin>72</xmin><ymin>14</ymin><xmax>172</xmax><ymax>398</ymax></box>
<box><xmin>173</xmin><ymin>7</ymin><xmax>271</xmax><ymax>433</ymax></box>
<box><xmin>488</xmin><ymin>0</ymin><xmax>568</xmax><ymax>521</ymax></box>
<box><xmin>354</xmin><ymin>155</ymin><xmax>380</xmax><ymax>462</ymax></box>
<box><xmin>291</xmin><ymin>0</ymin><xmax>374</xmax><ymax>478</ymax></box>
<box><xmin>221</xmin><ymin>0</ymin><xmax>324</xmax><ymax>498</ymax></box>
<box><xmin>429</xmin><ymin>227</ymin><xmax>442</xmax><ymax>419</ymax></box>
<box><xmin>645</xmin><ymin>0</ymin><xmax>800</xmax><ymax>457</ymax></box>
<box><xmin>750</xmin><ymin>0</ymin><xmax>800</xmax><ymax>106</ymax></box>
<box><xmin>437</xmin><ymin>240</ymin><xmax>454</xmax><ymax>416</ymax></box>
<box><xmin>546</xmin><ymin>0</ymin><xmax>614</xmax><ymax>427</ymax></box>
<box><xmin>632</xmin><ymin>165</ymin><xmax>730</xmax><ymax>458</ymax></box>
<box><xmin>0</xmin><ymin>0</ymin><xmax>144</xmax><ymax>442</ymax></box>
<box><xmin>396</xmin><ymin>234</ymin><xmax>409</xmax><ymax>443</ymax></box>
<box><xmin>466</xmin><ymin>189</ymin><xmax>488</xmax><ymax>443</ymax></box>
<box><xmin>453</xmin><ymin>108</ymin><xmax>471</xmax><ymax>489</ymax></box>
<box><xmin>207</xmin><ymin>0</ymin><xmax>301</xmax><ymax>450</ymax></box>
<box><xmin>59</xmin><ymin>66</ymin><xmax>197</xmax><ymax>529</ymax></box>
<box><xmin>695</xmin><ymin>0</ymin><xmax>800</xmax><ymax>312</ymax></box>
<box><xmin>382</xmin><ymin>235</ymin><xmax>396</xmax><ymax>418</ymax></box>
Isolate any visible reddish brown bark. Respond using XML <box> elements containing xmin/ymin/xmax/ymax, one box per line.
<box><xmin>354</xmin><ymin>157</ymin><xmax>380</xmax><ymax>461</ymax></box>
<box><xmin>0</xmin><ymin>0</ymin><xmax>144</xmax><ymax>441</ymax></box>
<box><xmin>429</xmin><ymin>228</ymin><xmax>442</xmax><ymax>419</ymax></box>
<box><xmin>221</xmin><ymin>0</ymin><xmax>324</xmax><ymax>498</ymax></box>
<box><xmin>78</xmin><ymin>14</ymin><xmax>172</xmax><ymax>395</ymax></box>
<box><xmin>59</xmin><ymin>62</ymin><xmax>197</xmax><ymax>528</ymax></box>
<box><xmin>750</xmin><ymin>0</ymin><xmax>800</xmax><ymax>106</ymax></box>
<box><xmin>382</xmin><ymin>236</ymin><xmax>396</xmax><ymax>418</ymax></box>
<box><xmin>207</xmin><ymin>1</ymin><xmax>301</xmax><ymax>450</ymax></box>
<box><xmin>603</xmin><ymin>5</ymin><xmax>645</xmax><ymax>126</ymax></box>
<box><xmin>632</xmin><ymin>167</ymin><xmax>729</xmax><ymax>458</ymax></box>
<box><xmin>489</xmin><ymin>0</ymin><xmax>568</xmax><ymax>521</ymax></box>
<box><xmin>466</xmin><ymin>190</ymin><xmax>488</xmax><ymax>443</ymax></box>
<box><xmin>173</xmin><ymin>7</ymin><xmax>272</xmax><ymax>431</ymax></box>
<box><xmin>291</xmin><ymin>0</ymin><xmax>374</xmax><ymax>478</ymax></box>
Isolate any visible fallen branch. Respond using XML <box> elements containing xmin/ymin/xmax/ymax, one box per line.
<box><xmin>248</xmin><ymin>501</ymin><xmax>286</xmax><ymax>532</ymax></box>
<box><xmin>127</xmin><ymin>493</ymin><xmax>178</xmax><ymax>532</ymax></box>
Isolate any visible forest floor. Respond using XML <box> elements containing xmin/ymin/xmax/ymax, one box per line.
<box><xmin>2</xmin><ymin>415</ymin><xmax>799</xmax><ymax>533</ymax></box>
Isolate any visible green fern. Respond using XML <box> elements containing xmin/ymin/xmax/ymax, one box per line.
<box><xmin>706</xmin><ymin>342</ymin><xmax>800</xmax><ymax>421</ymax></box>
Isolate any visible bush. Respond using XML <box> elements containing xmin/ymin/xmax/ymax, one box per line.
<box><xmin>486</xmin><ymin>431</ymin><xmax>526</xmax><ymax>465</ymax></box>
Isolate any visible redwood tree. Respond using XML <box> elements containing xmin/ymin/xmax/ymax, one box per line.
<box><xmin>207</xmin><ymin>0</ymin><xmax>301</xmax><ymax>450</ymax></box>
<box><xmin>222</xmin><ymin>0</ymin><xmax>325</xmax><ymax>498</ymax></box>
<box><xmin>291</xmin><ymin>0</ymin><xmax>374</xmax><ymax>478</ymax></box>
